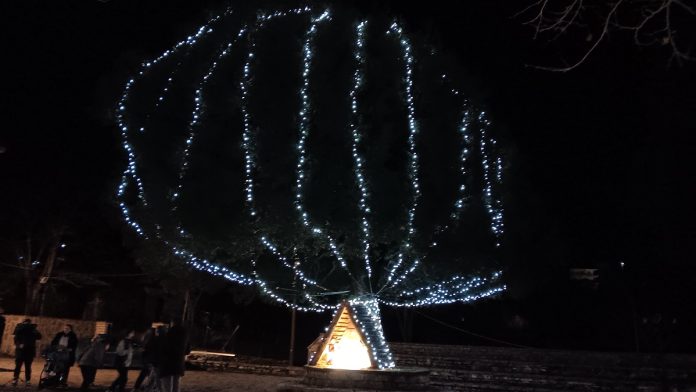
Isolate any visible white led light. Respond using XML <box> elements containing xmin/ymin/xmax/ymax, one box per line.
<box><xmin>381</xmin><ymin>22</ymin><xmax>421</xmax><ymax>290</ymax></box>
<box><xmin>293</xmin><ymin>12</ymin><xmax>354</xmax><ymax>278</ymax></box>
<box><xmin>349</xmin><ymin>21</ymin><xmax>373</xmax><ymax>286</ymax></box>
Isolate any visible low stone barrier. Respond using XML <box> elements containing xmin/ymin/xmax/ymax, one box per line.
<box><xmin>390</xmin><ymin>342</ymin><xmax>696</xmax><ymax>392</ymax></box>
<box><xmin>185</xmin><ymin>343</ymin><xmax>696</xmax><ymax>391</ymax></box>
<box><xmin>185</xmin><ymin>351</ymin><xmax>304</xmax><ymax>377</ymax></box>
<box><xmin>1</xmin><ymin>315</ymin><xmax>108</xmax><ymax>357</ymax></box>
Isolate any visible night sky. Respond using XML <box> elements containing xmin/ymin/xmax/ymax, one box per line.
<box><xmin>2</xmin><ymin>1</ymin><xmax>695</xmax><ymax>353</ymax></box>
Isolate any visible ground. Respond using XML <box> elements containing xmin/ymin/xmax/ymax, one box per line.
<box><xmin>0</xmin><ymin>357</ymin><xmax>294</xmax><ymax>391</ymax></box>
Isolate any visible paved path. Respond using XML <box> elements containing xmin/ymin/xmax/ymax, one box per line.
<box><xmin>0</xmin><ymin>357</ymin><xmax>293</xmax><ymax>391</ymax></box>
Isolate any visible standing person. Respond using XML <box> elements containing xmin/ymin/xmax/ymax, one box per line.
<box><xmin>77</xmin><ymin>334</ymin><xmax>108</xmax><ymax>392</ymax></box>
<box><xmin>108</xmin><ymin>331</ymin><xmax>135</xmax><ymax>392</ymax></box>
<box><xmin>12</xmin><ymin>319</ymin><xmax>42</xmax><ymax>386</ymax></box>
<box><xmin>159</xmin><ymin>320</ymin><xmax>190</xmax><ymax>392</ymax></box>
<box><xmin>51</xmin><ymin>324</ymin><xmax>78</xmax><ymax>386</ymax></box>
<box><xmin>133</xmin><ymin>326</ymin><xmax>166</xmax><ymax>391</ymax></box>
<box><xmin>0</xmin><ymin>307</ymin><xmax>6</xmax><ymax>344</ymax></box>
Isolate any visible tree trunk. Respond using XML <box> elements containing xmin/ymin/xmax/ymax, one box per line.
<box><xmin>22</xmin><ymin>231</ymin><xmax>62</xmax><ymax>316</ymax></box>
<box><xmin>38</xmin><ymin>284</ymin><xmax>50</xmax><ymax>316</ymax></box>
<box><xmin>182</xmin><ymin>289</ymin><xmax>201</xmax><ymax>327</ymax></box>
<box><xmin>28</xmin><ymin>283</ymin><xmax>42</xmax><ymax>316</ymax></box>
<box><xmin>23</xmin><ymin>236</ymin><xmax>33</xmax><ymax>315</ymax></box>
<box><xmin>397</xmin><ymin>308</ymin><xmax>414</xmax><ymax>342</ymax></box>
<box><xmin>24</xmin><ymin>282</ymin><xmax>34</xmax><ymax>315</ymax></box>
<box><xmin>182</xmin><ymin>289</ymin><xmax>190</xmax><ymax>323</ymax></box>
<box><xmin>33</xmin><ymin>241</ymin><xmax>59</xmax><ymax>315</ymax></box>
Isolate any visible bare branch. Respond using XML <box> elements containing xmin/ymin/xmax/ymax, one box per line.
<box><xmin>665</xmin><ymin>1</ymin><xmax>696</xmax><ymax>65</ymax></box>
<box><xmin>513</xmin><ymin>0</ymin><xmax>546</xmax><ymax>19</ymax></box>
<box><xmin>633</xmin><ymin>0</ymin><xmax>670</xmax><ymax>46</ymax></box>
<box><xmin>673</xmin><ymin>0</ymin><xmax>695</xmax><ymax>15</ymax></box>
<box><xmin>529</xmin><ymin>0</ymin><xmax>625</xmax><ymax>72</ymax></box>
<box><xmin>517</xmin><ymin>0</ymin><xmax>696</xmax><ymax>70</ymax></box>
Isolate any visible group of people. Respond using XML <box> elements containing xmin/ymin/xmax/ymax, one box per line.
<box><xmin>101</xmin><ymin>320</ymin><xmax>190</xmax><ymax>392</ymax></box>
<box><xmin>7</xmin><ymin>317</ymin><xmax>190</xmax><ymax>392</ymax></box>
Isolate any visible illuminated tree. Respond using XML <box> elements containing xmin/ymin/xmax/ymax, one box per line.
<box><xmin>116</xmin><ymin>7</ymin><xmax>506</xmax><ymax>369</ymax></box>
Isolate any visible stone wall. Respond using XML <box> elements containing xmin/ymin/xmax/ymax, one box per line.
<box><xmin>390</xmin><ymin>342</ymin><xmax>696</xmax><ymax>392</ymax></box>
<box><xmin>185</xmin><ymin>342</ymin><xmax>696</xmax><ymax>391</ymax></box>
<box><xmin>186</xmin><ymin>351</ymin><xmax>304</xmax><ymax>377</ymax></box>
<box><xmin>1</xmin><ymin>315</ymin><xmax>109</xmax><ymax>357</ymax></box>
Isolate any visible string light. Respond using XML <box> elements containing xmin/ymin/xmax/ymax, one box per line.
<box><xmin>382</xmin><ymin>22</ymin><xmax>421</xmax><ymax>290</ymax></box>
<box><xmin>453</xmin><ymin>102</ymin><xmax>473</xmax><ymax>217</ymax></box>
<box><xmin>347</xmin><ymin>297</ymin><xmax>395</xmax><ymax>369</ymax></box>
<box><xmin>380</xmin><ymin>272</ymin><xmax>505</xmax><ymax>307</ymax></box>
<box><xmin>478</xmin><ymin>112</ymin><xmax>505</xmax><ymax>246</ymax></box>
<box><xmin>348</xmin><ymin>20</ymin><xmax>372</xmax><ymax>284</ymax></box>
<box><xmin>240</xmin><ymin>8</ymin><xmax>335</xmax><ymax>295</ymax></box>
<box><xmin>116</xmin><ymin>8</ymin><xmax>331</xmax><ymax>312</ymax></box>
<box><xmin>240</xmin><ymin>24</ymin><xmax>257</xmax><ymax>217</ymax></box>
<box><xmin>169</xmin><ymin>244</ymin><xmax>254</xmax><ymax>285</ymax></box>
<box><xmin>117</xmin><ymin>10</ymin><xmax>228</xmax><ymax>236</ymax></box>
<box><xmin>293</xmin><ymin>11</ymin><xmax>354</xmax><ymax>277</ymax></box>
<box><xmin>172</xmin><ymin>29</ymin><xmax>246</xmax><ymax>212</ymax></box>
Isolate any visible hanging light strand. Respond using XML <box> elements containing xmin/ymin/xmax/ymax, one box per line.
<box><xmin>478</xmin><ymin>112</ymin><xmax>505</xmax><ymax>246</ymax></box>
<box><xmin>382</xmin><ymin>22</ymin><xmax>421</xmax><ymax>290</ymax></box>
<box><xmin>116</xmin><ymin>11</ymin><xmax>228</xmax><ymax>236</ymax></box>
<box><xmin>348</xmin><ymin>20</ymin><xmax>373</xmax><ymax>284</ymax></box>
<box><xmin>239</xmin><ymin>8</ymin><xmax>333</xmax><ymax>300</ymax></box>
<box><xmin>294</xmin><ymin>11</ymin><xmax>355</xmax><ymax>279</ymax></box>
<box><xmin>380</xmin><ymin>271</ymin><xmax>505</xmax><ymax>307</ymax></box>
<box><xmin>453</xmin><ymin>101</ymin><xmax>474</xmax><ymax>218</ymax></box>
<box><xmin>171</xmin><ymin>28</ymin><xmax>247</xmax><ymax>215</ymax></box>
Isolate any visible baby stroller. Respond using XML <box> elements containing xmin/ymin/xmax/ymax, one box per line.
<box><xmin>38</xmin><ymin>348</ymin><xmax>71</xmax><ymax>389</ymax></box>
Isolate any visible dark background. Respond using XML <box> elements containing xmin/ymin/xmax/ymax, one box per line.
<box><xmin>1</xmin><ymin>0</ymin><xmax>694</xmax><ymax>359</ymax></box>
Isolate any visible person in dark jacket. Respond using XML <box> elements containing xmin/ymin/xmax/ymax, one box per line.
<box><xmin>133</xmin><ymin>325</ymin><xmax>167</xmax><ymax>391</ymax></box>
<box><xmin>77</xmin><ymin>334</ymin><xmax>109</xmax><ymax>392</ymax></box>
<box><xmin>0</xmin><ymin>307</ymin><xmax>6</xmax><ymax>345</ymax></box>
<box><xmin>12</xmin><ymin>319</ymin><xmax>42</xmax><ymax>386</ymax></box>
<box><xmin>158</xmin><ymin>320</ymin><xmax>190</xmax><ymax>392</ymax></box>
<box><xmin>51</xmin><ymin>324</ymin><xmax>79</xmax><ymax>385</ymax></box>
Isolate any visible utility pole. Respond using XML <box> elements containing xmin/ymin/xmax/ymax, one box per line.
<box><xmin>289</xmin><ymin>249</ymin><xmax>300</xmax><ymax>366</ymax></box>
<box><xmin>620</xmin><ymin>260</ymin><xmax>640</xmax><ymax>352</ymax></box>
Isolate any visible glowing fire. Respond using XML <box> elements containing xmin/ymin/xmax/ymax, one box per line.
<box><xmin>318</xmin><ymin>328</ymin><xmax>372</xmax><ymax>370</ymax></box>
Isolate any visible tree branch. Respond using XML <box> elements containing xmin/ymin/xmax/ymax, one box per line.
<box><xmin>529</xmin><ymin>0</ymin><xmax>624</xmax><ymax>72</ymax></box>
<box><xmin>517</xmin><ymin>0</ymin><xmax>695</xmax><ymax>70</ymax></box>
